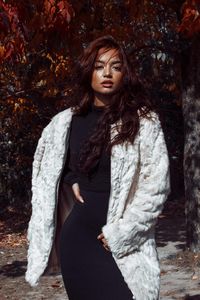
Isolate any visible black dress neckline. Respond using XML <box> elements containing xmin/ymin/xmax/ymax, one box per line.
<box><xmin>91</xmin><ymin>102</ymin><xmax>106</xmax><ymax>112</ymax></box>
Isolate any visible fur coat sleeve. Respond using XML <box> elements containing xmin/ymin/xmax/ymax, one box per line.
<box><xmin>102</xmin><ymin>112</ymin><xmax>170</xmax><ymax>259</ymax></box>
<box><xmin>26</xmin><ymin>109</ymin><xmax>73</xmax><ymax>286</ymax></box>
<box><xmin>27</xmin><ymin>122</ymin><xmax>51</xmax><ymax>242</ymax></box>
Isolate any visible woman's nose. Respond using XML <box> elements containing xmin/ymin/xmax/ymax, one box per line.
<box><xmin>103</xmin><ymin>66</ymin><xmax>112</xmax><ymax>77</ymax></box>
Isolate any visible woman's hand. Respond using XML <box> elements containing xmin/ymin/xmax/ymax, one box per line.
<box><xmin>97</xmin><ymin>233</ymin><xmax>110</xmax><ymax>251</ymax></box>
<box><xmin>72</xmin><ymin>183</ymin><xmax>84</xmax><ymax>203</ymax></box>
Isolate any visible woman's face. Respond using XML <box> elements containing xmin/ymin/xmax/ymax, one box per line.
<box><xmin>91</xmin><ymin>48</ymin><xmax>123</xmax><ymax>97</ymax></box>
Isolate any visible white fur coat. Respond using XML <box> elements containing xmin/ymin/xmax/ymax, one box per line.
<box><xmin>25</xmin><ymin>107</ymin><xmax>170</xmax><ymax>300</ymax></box>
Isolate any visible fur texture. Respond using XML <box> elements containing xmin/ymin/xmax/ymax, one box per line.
<box><xmin>25</xmin><ymin>107</ymin><xmax>170</xmax><ymax>300</ymax></box>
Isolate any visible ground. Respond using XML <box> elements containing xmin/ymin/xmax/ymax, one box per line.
<box><xmin>0</xmin><ymin>199</ymin><xmax>200</xmax><ymax>300</ymax></box>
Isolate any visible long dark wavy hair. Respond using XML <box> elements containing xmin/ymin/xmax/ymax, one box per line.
<box><xmin>67</xmin><ymin>35</ymin><xmax>154</xmax><ymax>175</ymax></box>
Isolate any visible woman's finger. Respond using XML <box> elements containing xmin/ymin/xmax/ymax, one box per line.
<box><xmin>97</xmin><ymin>233</ymin><xmax>110</xmax><ymax>251</ymax></box>
<box><xmin>97</xmin><ymin>233</ymin><xmax>104</xmax><ymax>240</ymax></box>
<box><xmin>72</xmin><ymin>183</ymin><xmax>84</xmax><ymax>203</ymax></box>
<box><xmin>103</xmin><ymin>244</ymin><xmax>110</xmax><ymax>251</ymax></box>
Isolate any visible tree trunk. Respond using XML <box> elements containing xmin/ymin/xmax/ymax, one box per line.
<box><xmin>182</xmin><ymin>35</ymin><xmax>200</xmax><ymax>251</ymax></box>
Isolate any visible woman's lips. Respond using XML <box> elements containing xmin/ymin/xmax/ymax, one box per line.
<box><xmin>101</xmin><ymin>81</ymin><xmax>113</xmax><ymax>87</ymax></box>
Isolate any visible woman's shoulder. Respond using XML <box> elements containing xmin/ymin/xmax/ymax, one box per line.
<box><xmin>51</xmin><ymin>107</ymin><xmax>73</xmax><ymax>122</ymax></box>
<box><xmin>137</xmin><ymin>107</ymin><xmax>161</xmax><ymax>136</ymax></box>
<box><xmin>42</xmin><ymin>107</ymin><xmax>73</xmax><ymax>135</ymax></box>
<box><xmin>48</xmin><ymin>107</ymin><xmax>73</xmax><ymax>127</ymax></box>
<box><xmin>137</xmin><ymin>106</ymin><xmax>158</xmax><ymax>121</ymax></box>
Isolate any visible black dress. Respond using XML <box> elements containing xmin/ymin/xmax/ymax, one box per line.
<box><xmin>59</xmin><ymin>103</ymin><xmax>133</xmax><ymax>300</ymax></box>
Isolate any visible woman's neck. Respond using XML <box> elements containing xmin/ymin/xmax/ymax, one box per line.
<box><xmin>93</xmin><ymin>93</ymin><xmax>111</xmax><ymax>107</ymax></box>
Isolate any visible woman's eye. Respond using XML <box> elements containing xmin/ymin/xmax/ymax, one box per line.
<box><xmin>94</xmin><ymin>65</ymin><xmax>103</xmax><ymax>70</ymax></box>
<box><xmin>113</xmin><ymin>66</ymin><xmax>121</xmax><ymax>71</ymax></box>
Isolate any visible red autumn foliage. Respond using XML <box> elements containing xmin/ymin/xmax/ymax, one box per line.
<box><xmin>0</xmin><ymin>0</ymin><xmax>74</xmax><ymax>62</ymax></box>
<box><xmin>44</xmin><ymin>0</ymin><xmax>74</xmax><ymax>26</ymax></box>
<box><xmin>0</xmin><ymin>1</ymin><xmax>26</xmax><ymax>61</ymax></box>
<box><xmin>1</xmin><ymin>0</ymin><xmax>199</xmax><ymax>61</ymax></box>
<box><xmin>0</xmin><ymin>0</ymin><xmax>183</xmax><ymax>211</ymax></box>
<box><xmin>178</xmin><ymin>0</ymin><xmax>200</xmax><ymax>36</ymax></box>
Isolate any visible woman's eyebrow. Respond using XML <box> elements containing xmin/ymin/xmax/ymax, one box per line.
<box><xmin>111</xmin><ymin>60</ymin><xmax>122</xmax><ymax>65</ymax></box>
<box><xmin>95</xmin><ymin>59</ymin><xmax>122</xmax><ymax>64</ymax></box>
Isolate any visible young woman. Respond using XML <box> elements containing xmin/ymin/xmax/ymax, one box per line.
<box><xmin>25</xmin><ymin>35</ymin><xmax>170</xmax><ymax>300</ymax></box>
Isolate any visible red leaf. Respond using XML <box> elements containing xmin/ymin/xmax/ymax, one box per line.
<box><xmin>178</xmin><ymin>0</ymin><xmax>200</xmax><ymax>36</ymax></box>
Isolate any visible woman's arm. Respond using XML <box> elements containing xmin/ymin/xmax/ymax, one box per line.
<box><xmin>63</xmin><ymin>168</ymin><xmax>79</xmax><ymax>186</ymax></box>
<box><xmin>31</xmin><ymin>122</ymin><xmax>52</xmax><ymax>185</ymax></box>
<box><xmin>102</xmin><ymin>113</ymin><xmax>170</xmax><ymax>259</ymax></box>
<box><xmin>27</xmin><ymin>121</ymin><xmax>52</xmax><ymax>243</ymax></box>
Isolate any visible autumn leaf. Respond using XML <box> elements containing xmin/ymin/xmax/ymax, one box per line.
<box><xmin>178</xmin><ymin>0</ymin><xmax>200</xmax><ymax>36</ymax></box>
<box><xmin>44</xmin><ymin>0</ymin><xmax>75</xmax><ymax>26</ymax></box>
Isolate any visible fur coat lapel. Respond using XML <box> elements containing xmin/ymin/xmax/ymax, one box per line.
<box><xmin>108</xmin><ymin>127</ymin><xmax>140</xmax><ymax>223</ymax></box>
